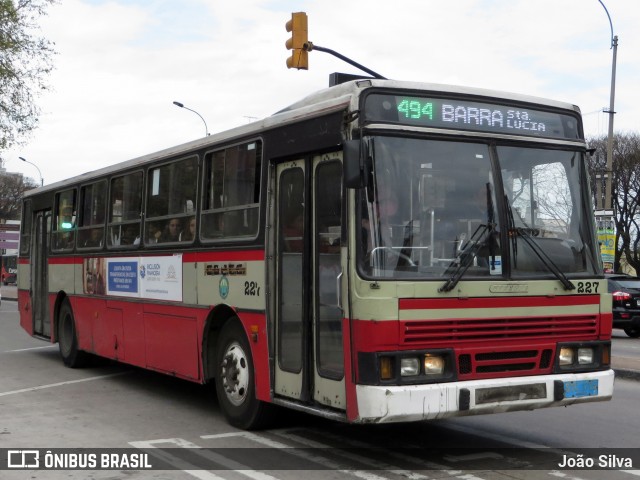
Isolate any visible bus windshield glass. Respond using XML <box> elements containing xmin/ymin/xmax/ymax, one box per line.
<box><xmin>358</xmin><ymin>136</ymin><xmax>599</xmax><ymax>280</ymax></box>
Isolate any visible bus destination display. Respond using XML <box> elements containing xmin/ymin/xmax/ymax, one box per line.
<box><xmin>365</xmin><ymin>93</ymin><xmax>580</xmax><ymax>140</ymax></box>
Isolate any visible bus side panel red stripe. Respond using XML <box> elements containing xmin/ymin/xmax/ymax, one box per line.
<box><xmin>183</xmin><ymin>250</ymin><xmax>265</xmax><ymax>263</ymax></box>
<box><xmin>236</xmin><ymin>312</ymin><xmax>270</xmax><ymax>402</ymax></box>
<box><xmin>48</xmin><ymin>257</ymin><xmax>83</xmax><ymax>265</ymax></box>
<box><xmin>44</xmin><ymin>249</ymin><xmax>265</xmax><ymax>266</ymax></box>
<box><xmin>400</xmin><ymin>295</ymin><xmax>601</xmax><ymax>311</ymax></box>
<box><xmin>18</xmin><ymin>289</ymin><xmax>34</xmax><ymax>336</ymax></box>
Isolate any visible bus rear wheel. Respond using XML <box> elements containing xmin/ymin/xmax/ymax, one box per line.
<box><xmin>58</xmin><ymin>299</ymin><xmax>88</xmax><ymax>368</ymax></box>
<box><xmin>214</xmin><ymin>319</ymin><xmax>272</xmax><ymax>430</ymax></box>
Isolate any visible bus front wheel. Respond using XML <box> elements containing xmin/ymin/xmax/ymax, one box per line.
<box><xmin>58</xmin><ymin>299</ymin><xmax>87</xmax><ymax>368</ymax></box>
<box><xmin>214</xmin><ymin>319</ymin><xmax>272</xmax><ymax>430</ymax></box>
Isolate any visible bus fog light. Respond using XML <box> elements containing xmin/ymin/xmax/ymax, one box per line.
<box><xmin>424</xmin><ymin>355</ymin><xmax>445</xmax><ymax>375</ymax></box>
<box><xmin>577</xmin><ymin>348</ymin><xmax>594</xmax><ymax>365</ymax></box>
<box><xmin>400</xmin><ymin>358</ymin><xmax>420</xmax><ymax>376</ymax></box>
<box><xmin>559</xmin><ymin>347</ymin><xmax>574</xmax><ymax>366</ymax></box>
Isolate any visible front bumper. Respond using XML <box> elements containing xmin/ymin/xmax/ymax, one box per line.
<box><xmin>355</xmin><ymin>369</ymin><xmax>614</xmax><ymax>423</ymax></box>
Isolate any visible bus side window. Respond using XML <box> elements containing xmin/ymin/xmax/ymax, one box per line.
<box><xmin>107</xmin><ymin>171</ymin><xmax>142</xmax><ymax>249</ymax></box>
<box><xmin>201</xmin><ymin>140</ymin><xmax>261</xmax><ymax>241</ymax></box>
<box><xmin>145</xmin><ymin>156</ymin><xmax>197</xmax><ymax>245</ymax></box>
<box><xmin>52</xmin><ymin>189</ymin><xmax>77</xmax><ymax>251</ymax></box>
<box><xmin>78</xmin><ymin>181</ymin><xmax>107</xmax><ymax>250</ymax></box>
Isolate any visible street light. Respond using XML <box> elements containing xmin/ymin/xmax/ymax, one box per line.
<box><xmin>19</xmin><ymin>156</ymin><xmax>43</xmax><ymax>186</ymax></box>
<box><xmin>598</xmin><ymin>0</ymin><xmax>618</xmax><ymax>211</ymax></box>
<box><xmin>172</xmin><ymin>101</ymin><xmax>209</xmax><ymax>137</ymax></box>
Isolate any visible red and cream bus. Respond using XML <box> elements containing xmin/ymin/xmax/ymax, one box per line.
<box><xmin>18</xmin><ymin>79</ymin><xmax>613</xmax><ymax>429</ymax></box>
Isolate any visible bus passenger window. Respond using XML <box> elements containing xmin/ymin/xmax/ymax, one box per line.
<box><xmin>201</xmin><ymin>140</ymin><xmax>261</xmax><ymax>241</ymax></box>
<box><xmin>52</xmin><ymin>189</ymin><xmax>77</xmax><ymax>251</ymax></box>
<box><xmin>78</xmin><ymin>181</ymin><xmax>106</xmax><ymax>250</ymax></box>
<box><xmin>107</xmin><ymin>171</ymin><xmax>142</xmax><ymax>249</ymax></box>
<box><xmin>144</xmin><ymin>156</ymin><xmax>197</xmax><ymax>246</ymax></box>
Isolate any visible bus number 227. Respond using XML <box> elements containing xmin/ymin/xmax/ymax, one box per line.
<box><xmin>244</xmin><ymin>281</ymin><xmax>261</xmax><ymax>296</ymax></box>
<box><xmin>576</xmin><ymin>281</ymin><xmax>599</xmax><ymax>293</ymax></box>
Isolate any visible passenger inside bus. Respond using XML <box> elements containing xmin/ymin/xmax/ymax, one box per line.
<box><xmin>180</xmin><ymin>216</ymin><xmax>196</xmax><ymax>241</ymax></box>
<box><xmin>82</xmin><ymin>228</ymin><xmax>103</xmax><ymax>248</ymax></box>
<box><xmin>159</xmin><ymin>218</ymin><xmax>182</xmax><ymax>242</ymax></box>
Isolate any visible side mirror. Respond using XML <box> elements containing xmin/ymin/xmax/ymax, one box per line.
<box><xmin>343</xmin><ymin>139</ymin><xmax>362</xmax><ymax>188</ymax></box>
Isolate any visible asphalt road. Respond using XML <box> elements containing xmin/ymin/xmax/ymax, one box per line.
<box><xmin>2</xmin><ymin>296</ymin><xmax>640</xmax><ymax>479</ymax></box>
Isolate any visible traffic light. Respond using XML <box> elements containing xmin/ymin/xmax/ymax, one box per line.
<box><xmin>285</xmin><ymin>12</ymin><xmax>308</xmax><ymax>70</ymax></box>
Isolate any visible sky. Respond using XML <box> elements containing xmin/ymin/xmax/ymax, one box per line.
<box><xmin>4</xmin><ymin>0</ymin><xmax>640</xmax><ymax>186</ymax></box>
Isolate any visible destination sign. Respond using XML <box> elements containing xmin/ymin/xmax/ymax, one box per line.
<box><xmin>364</xmin><ymin>93</ymin><xmax>581</xmax><ymax>140</ymax></box>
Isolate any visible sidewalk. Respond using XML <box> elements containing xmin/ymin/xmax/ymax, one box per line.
<box><xmin>1</xmin><ymin>284</ymin><xmax>17</xmax><ymax>301</ymax></box>
<box><xmin>2</xmin><ymin>284</ymin><xmax>639</xmax><ymax>379</ymax></box>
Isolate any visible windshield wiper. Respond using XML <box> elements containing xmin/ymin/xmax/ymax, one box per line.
<box><xmin>505</xmin><ymin>195</ymin><xmax>575</xmax><ymax>291</ymax></box>
<box><xmin>440</xmin><ymin>182</ymin><xmax>497</xmax><ymax>293</ymax></box>
<box><xmin>439</xmin><ymin>223</ymin><xmax>489</xmax><ymax>293</ymax></box>
<box><xmin>513</xmin><ymin>227</ymin><xmax>576</xmax><ymax>291</ymax></box>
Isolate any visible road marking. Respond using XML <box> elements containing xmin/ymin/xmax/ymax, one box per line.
<box><xmin>297</xmin><ymin>427</ymin><xmax>466</xmax><ymax>475</ymax></box>
<box><xmin>0</xmin><ymin>372</ymin><xmax>130</xmax><ymax>397</ymax></box>
<box><xmin>5</xmin><ymin>345</ymin><xmax>57</xmax><ymax>353</ymax></box>
<box><xmin>203</xmin><ymin>431</ymin><xmax>391</xmax><ymax>480</ymax></box>
<box><xmin>130</xmin><ymin>438</ymin><xmax>279</xmax><ymax>480</ymax></box>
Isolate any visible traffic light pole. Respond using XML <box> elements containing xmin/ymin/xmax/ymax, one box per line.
<box><xmin>304</xmin><ymin>42</ymin><xmax>386</xmax><ymax>80</ymax></box>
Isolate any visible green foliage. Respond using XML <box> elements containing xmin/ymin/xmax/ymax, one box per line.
<box><xmin>0</xmin><ymin>0</ymin><xmax>56</xmax><ymax>157</ymax></box>
<box><xmin>0</xmin><ymin>171</ymin><xmax>37</xmax><ymax>220</ymax></box>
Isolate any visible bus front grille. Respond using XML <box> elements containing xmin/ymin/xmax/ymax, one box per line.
<box><xmin>402</xmin><ymin>315</ymin><xmax>598</xmax><ymax>344</ymax></box>
<box><xmin>456</xmin><ymin>348</ymin><xmax>555</xmax><ymax>378</ymax></box>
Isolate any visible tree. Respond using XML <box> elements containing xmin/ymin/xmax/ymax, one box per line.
<box><xmin>587</xmin><ymin>132</ymin><xmax>640</xmax><ymax>273</ymax></box>
<box><xmin>0</xmin><ymin>171</ymin><xmax>37</xmax><ymax>219</ymax></box>
<box><xmin>0</xmin><ymin>0</ymin><xmax>56</xmax><ymax>158</ymax></box>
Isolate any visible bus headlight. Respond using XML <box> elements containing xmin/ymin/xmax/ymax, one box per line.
<box><xmin>361</xmin><ymin>349</ymin><xmax>455</xmax><ymax>385</ymax></box>
<box><xmin>554</xmin><ymin>342</ymin><xmax>610</xmax><ymax>373</ymax></box>
<box><xmin>559</xmin><ymin>347</ymin><xmax>574</xmax><ymax>366</ymax></box>
<box><xmin>400</xmin><ymin>357</ymin><xmax>420</xmax><ymax>376</ymax></box>
<box><xmin>577</xmin><ymin>347</ymin><xmax>594</xmax><ymax>365</ymax></box>
<box><xmin>424</xmin><ymin>354</ymin><xmax>445</xmax><ymax>375</ymax></box>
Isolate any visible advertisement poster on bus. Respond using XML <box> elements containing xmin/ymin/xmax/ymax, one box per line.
<box><xmin>83</xmin><ymin>255</ymin><xmax>182</xmax><ymax>301</ymax></box>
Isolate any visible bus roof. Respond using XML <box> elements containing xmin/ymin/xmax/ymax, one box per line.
<box><xmin>23</xmin><ymin>79</ymin><xmax>581</xmax><ymax>197</ymax></box>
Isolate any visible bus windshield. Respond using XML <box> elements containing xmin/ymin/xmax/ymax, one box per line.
<box><xmin>358</xmin><ymin>136</ymin><xmax>599</xmax><ymax>280</ymax></box>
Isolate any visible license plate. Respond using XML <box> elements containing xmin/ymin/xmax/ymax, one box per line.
<box><xmin>564</xmin><ymin>379</ymin><xmax>598</xmax><ymax>398</ymax></box>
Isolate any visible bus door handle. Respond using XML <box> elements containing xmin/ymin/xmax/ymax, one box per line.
<box><xmin>336</xmin><ymin>271</ymin><xmax>343</xmax><ymax>309</ymax></box>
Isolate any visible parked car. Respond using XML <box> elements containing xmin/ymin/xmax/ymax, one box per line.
<box><xmin>606</xmin><ymin>274</ymin><xmax>640</xmax><ymax>338</ymax></box>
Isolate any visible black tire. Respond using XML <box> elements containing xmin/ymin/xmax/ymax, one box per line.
<box><xmin>623</xmin><ymin>327</ymin><xmax>640</xmax><ymax>338</ymax></box>
<box><xmin>214</xmin><ymin>319</ymin><xmax>273</xmax><ymax>430</ymax></box>
<box><xmin>58</xmin><ymin>299</ymin><xmax>88</xmax><ymax>368</ymax></box>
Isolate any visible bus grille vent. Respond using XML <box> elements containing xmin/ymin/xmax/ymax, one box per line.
<box><xmin>540</xmin><ymin>349</ymin><xmax>554</xmax><ymax>369</ymax></box>
<box><xmin>455</xmin><ymin>348</ymin><xmax>557</xmax><ymax>377</ymax></box>
<box><xmin>458</xmin><ymin>354</ymin><xmax>472</xmax><ymax>374</ymax></box>
<box><xmin>403</xmin><ymin>315</ymin><xmax>598</xmax><ymax>344</ymax></box>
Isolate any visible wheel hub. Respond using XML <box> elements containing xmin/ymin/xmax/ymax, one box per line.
<box><xmin>220</xmin><ymin>342</ymin><xmax>249</xmax><ymax>406</ymax></box>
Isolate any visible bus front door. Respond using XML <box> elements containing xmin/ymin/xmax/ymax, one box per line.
<box><xmin>273</xmin><ymin>153</ymin><xmax>346</xmax><ymax>411</ymax></box>
<box><xmin>32</xmin><ymin>210</ymin><xmax>51</xmax><ymax>337</ymax></box>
